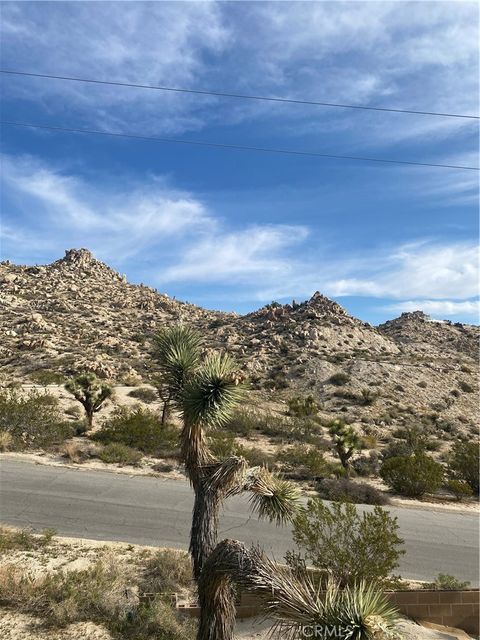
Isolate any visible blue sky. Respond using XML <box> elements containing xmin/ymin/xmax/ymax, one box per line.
<box><xmin>1</xmin><ymin>1</ymin><xmax>478</xmax><ymax>323</ymax></box>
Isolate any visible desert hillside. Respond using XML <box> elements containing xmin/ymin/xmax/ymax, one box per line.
<box><xmin>1</xmin><ymin>248</ymin><xmax>478</xmax><ymax>437</ymax></box>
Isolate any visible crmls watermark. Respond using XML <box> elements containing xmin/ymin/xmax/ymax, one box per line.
<box><xmin>300</xmin><ymin>625</ymin><xmax>355</xmax><ymax>638</ymax></box>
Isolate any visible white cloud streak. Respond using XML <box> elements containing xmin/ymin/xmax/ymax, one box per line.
<box><xmin>2</xmin><ymin>153</ymin><xmax>478</xmax><ymax>321</ymax></box>
<box><xmin>1</xmin><ymin>1</ymin><xmax>477</xmax><ymax>146</ymax></box>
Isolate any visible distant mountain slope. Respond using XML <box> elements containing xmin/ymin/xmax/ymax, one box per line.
<box><xmin>1</xmin><ymin>248</ymin><xmax>478</xmax><ymax>434</ymax></box>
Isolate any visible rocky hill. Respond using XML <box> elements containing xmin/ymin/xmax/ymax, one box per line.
<box><xmin>1</xmin><ymin>249</ymin><xmax>478</xmax><ymax>435</ymax></box>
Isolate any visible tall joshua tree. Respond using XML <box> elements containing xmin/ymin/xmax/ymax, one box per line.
<box><xmin>154</xmin><ymin>325</ymin><xmax>301</xmax><ymax>581</ymax></box>
<box><xmin>65</xmin><ymin>372</ymin><xmax>112</xmax><ymax>431</ymax></box>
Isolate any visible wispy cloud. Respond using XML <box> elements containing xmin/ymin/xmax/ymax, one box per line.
<box><xmin>2</xmin><ymin>153</ymin><xmax>478</xmax><ymax>322</ymax></box>
<box><xmin>1</xmin><ymin>1</ymin><xmax>477</xmax><ymax>148</ymax></box>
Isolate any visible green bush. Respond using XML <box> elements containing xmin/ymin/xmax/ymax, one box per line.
<box><xmin>291</xmin><ymin>500</ymin><xmax>404</xmax><ymax>586</ymax></box>
<box><xmin>0</xmin><ymin>527</ymin><xmax>56</xmax><ymax>552</ymax></box>
<box><xmin>0</xmin><ymin>389</ymin><xmax>74</xmax><ymax>450</ymax></box>
<box><xmin>447</xmin><ymin>440</ymin><xmax>479</xmax><ymax>494</ymax></box>
<box><xmin>222</xmin><ymin>409</ymin><xmax>262</xmax><ymax>437</ymax></box>
<box><xmin>316</xmin><ymin>478</ymin><xmax>389</xmax><ymax>505</ymax></box>
<box><xmin>380</xmin><ymin>453</ymin><xmax>444</xmax><ymax>498</ymax></box>
<box><xmin>93</xmin><ymin>406</ymin><xmax>178</xmax><ymax>456</ymax></box>
<box><xmin>423</xmin><ymin>573</ymin><xmax>471</xmax><ymax>591</ymax></box>
<box><xmin>287</xmin><ymin>395</ymin><xmax>318</xmax><ymax>417</ymax></box>
<box><xmin>98</xmin><ymin>443</ymin><xmax>143</xmax><ymax>466</ymax></box>
<box><xmin>128</xmin><ymin>387</ymin><xmax>158</xmax><ymax>403</ymax></box>
<box><xmin>208</xmin><ymin>431</ymin><xmax>274</xmax><ymax>466</ymax></box>
<box><xmin>458</xmin><ymin>380</ymin><xmax>474</xmax><ymax>393</ymax></box>
<box><xmin>446</xmin><ymin>479</ymin><xmax>473</xmax><ymax>501</ymax></box>
<box><xmin>328</xmin><ymin>372</ymin><xmax>350</xmax><ymax>386</ymax></box>
<box><xmin>277</xmin><ymin>445</ymin><xmax>332</xmax><ymax>479</ymax></box>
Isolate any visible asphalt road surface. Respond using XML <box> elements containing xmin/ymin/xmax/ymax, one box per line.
<box><xmin>1</xmin><ymin>459</ymin><xmax>478</xmax><ymax>584</ymax></box>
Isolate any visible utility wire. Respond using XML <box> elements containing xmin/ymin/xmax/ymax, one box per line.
<box><xmin>1</xmin><ymin>69</ymin><xmax>478</xmax><ymax>120</ymax></box>
<box><xmin>2</xmin><ymin>120</ymin><xmax>478</xmax><ymax>171</ymax></box>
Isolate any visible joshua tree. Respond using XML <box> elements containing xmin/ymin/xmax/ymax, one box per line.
<box><xmin>328</xmin><ymin>418</ymin><xmax>361</xmax><ymax>475</ymax></box>
<box><xmin>197</xmin><ymin>539</ymin><xmax>399</xmax><ymax>640</ymax></box>
<box><xmin>65</xmin><ymin>372</ymin><xmax>112</xmax><ymax>431</ymax></box>
<box><xmin>154</xmin><ymin>325</ymin><xmax>300</xmax><ymax>581</ymax></box>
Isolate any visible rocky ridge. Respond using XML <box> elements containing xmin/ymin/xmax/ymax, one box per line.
<box><xmin>0</xmin><ymin>249</ymin><xmax>478</xmax><ymax>433</ymax></box>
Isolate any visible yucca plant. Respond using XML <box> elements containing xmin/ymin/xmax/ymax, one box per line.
<box><xmin>198</xmin><ymin>539</ymin><xmax>400</xmax><ymax>640</ymax></box>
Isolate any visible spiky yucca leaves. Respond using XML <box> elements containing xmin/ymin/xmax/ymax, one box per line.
<box><xmin>247</xmin><ymin>468</ymin><xmax>302</xmax><ymax>526</ymax></box>
<box><xmin>154</xmin><ymin>325</ymin><xmax>203</xmax><ymax>404</ymax></box>
<box><xmin>65</xmin><ymin>372</ymin><xmax>112</xmax><ymax>430</ymax></box>
<box><xmin>198</xmin><ymin>540</ymin><xmax>399</xmax><ymax>640</ymax></box>
<box><xmin>182</xmin><ymin>352</ymin><xmax>245</xmax><ymax>430</ymax></box>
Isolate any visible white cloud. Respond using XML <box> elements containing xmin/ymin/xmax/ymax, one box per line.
<box><xmin>161</xmin><ymin>224</ymin><xmax>308</xmax><ymax>284</ymax></box>
<box><xmin>1</xmin><ymin>154</ymin><xmax>215</xmax><ymax>260</ymax></box>
<box><xmin>324</xmin><ymin>241</ymin><xmax>479</xmax><ymax>300</ymax></box>
<box><xmin>2</xmin><ymin>153</ymin><xmax>478</xmax><ymax>321</ymax></box>
<box><xmin>382</xmin><ymin>299</ymin><xmax>480</xmax><ymax>318</ymax></box>
<box><xmin>1</xmin><ymin>1</ymin><xmax>477</xmax><ymax>146</ymax></box>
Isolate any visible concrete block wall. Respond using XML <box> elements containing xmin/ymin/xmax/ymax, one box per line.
<box><xmin>177</xmin><ymin>590</ymin><xmax>479</xmax><ymax>635</ymax></box>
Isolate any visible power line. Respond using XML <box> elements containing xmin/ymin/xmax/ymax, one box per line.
<box><xmin>1</xmin><ymin>69</ymin><xmax>478</xmax><ymax>120</ymax></box>
<box><xmin>2</xmin><ymin>120</ymin><xmax>478</xmax><ymax>171</ymax></box>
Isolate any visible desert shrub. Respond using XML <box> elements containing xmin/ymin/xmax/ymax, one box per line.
<box><xmin>235</xmin><ymin>444</ymin><xmax>274</xmax><ymax>467</ymax></box>
<box><xmin>208</xmin><ymin>429</ymin><xmax>236</xmax><ymax>458</ymax></box>
<box><xmin>223</xmin><ymin>408</ymin><xmax>261</xmax><ymax>437</ymax></box>
<box><xmin>128</xmin><ymin>387</ymin><xmax>158</xmax><ymax>403</ymax></box>
<box><xmin>98</xmin><ymin>443</ymin><xmax>143</xmax><ymax>466</ymax></box>
<box><xmin>93</xmin><ymin>406</ymin><xmax>178</xmax><ymax>456</ymax></box>
<box><xmin>0</xmin><ymin>526</ymin><xmax>56</xmax><ymax>552</ymax></box>
<box><xmin>380</xmin><ymin>453</ymin><xmax>444</xmax><ymax>498</ymax></box>
<box><xmin>60</xmin><ymin>442</ymin><xmax>87</xmax><ymax>463</ymax></box>
<box><xmin>140</xmin><ymin>549</ymin><xmax>192</xmax><ymax>594</ymax></box>
<box><xmin>0</xmin><ymin>552</ymin><xmax>196</xmax><ymax>640</ymax></box>
<box><xmin>446</xmin><ymin>479</ymin><xmax>473</xmax><ymax>501</ymax></box>
<box><xmin>447</xmin><ymin>440</ymin><xmax>479</xmax><ymax>494</ymax></box>
<box><xmin>328</xmin><ymin>372</ymin><xmax>350</xmax><ymax>386</ymax></box>
<box><xmin>287</xmin><ymin>394</ymin><xmax>318</xmax><ymax>417</ymax></box>
<box><xmin>458</xmin><ymin>380</ymin><xmax>474</xmax><ymax>393</ymax></box>
<box><xmin>0</xmin><ymin>430</ymin><xmax>13</xmax><ymax>451</ymax></box>
<box><xmin>359</xmin><ymin>388</ymin><xmax>379</xmax><ymax>406</ymax></box>
<box><xmin>65</xmin><ymin>404</ymin><xmax>83</xmax><ymax>418</ymax></box>
<box><xmin>291</xmin><ymin>500</ymin><xmax>404</xmax><ymax>586</ymax></box>
<box><xmin>208</xmin><ymin>432</ymin><xmax>273</xmax><ymax>466</ymax></box>
<box><xmin>382</xmin><ymin>439</ymin><xmax>413</xmax><ymax>460</ymax></box>
<box><xmin>423</xmin><ymin>573</ymin><xmax>471</xmax><ymax>591</ymax></box>
<box><xmin>0</xmin><ymin>389</ymin><xmax>74</xmax><ymax>450</ymax></box>
<box><xmin>30</xmin><ymin>369</ymin><xmax>65</xmax><ymax>386</ymax></box>
<box><xmin>352</xmin><ymin>451</ymin><xmax>381</xmax><ymax>477</ymax></box>
<box><xmin>316</xmin><ymin>478</ymin><xmax>389</xmax><ymax>505</ymax></box>
<box><xmin>277</xmin><ymin>445</ymin><xmax>332</xmax><ymax>479</ymax></box>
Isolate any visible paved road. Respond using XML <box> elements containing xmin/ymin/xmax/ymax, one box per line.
<box><xmin>1</xmin><ymin>459</ymin><xmax>478</xmax><ymax>584</ymax></box>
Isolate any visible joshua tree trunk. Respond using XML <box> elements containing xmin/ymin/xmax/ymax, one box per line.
<box><xmin>85</xmin><ymin>407</ymin><xmax>94</xmax><ymax>431</ymax></box>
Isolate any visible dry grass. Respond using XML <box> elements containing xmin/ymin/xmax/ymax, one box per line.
<box><xmin>0</xmin><ymin>430</ymin><xmax>13</xmax><ymax>452</ymax></box>
<box><xmin>0</xmin><ymin>543</ymin><xmax>196</xmax><ymax>640</ymax></box>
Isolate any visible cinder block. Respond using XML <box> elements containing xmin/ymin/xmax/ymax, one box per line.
<box><xmin>404</xmin><ymin>604</ymin><xmax>431</xmax><ymax>618</ymax></box>
<box><xmin>461</xmin><ymin>591</ymin><xmax>480</xmax><ymax>604</ymax></box>
<box><xmin>416</xmin><ymin>591</ymin><xmax>440</xmax><ymax>604</ymax></box>
<box><xmin>438</xmin><ymin>591</ymin><xmax>463</xmax><ymax>603</ymax></box>
<box><xmin>428</xmin><ymin>603</ymin><xmax>452</xmax><ymax>616</ymax></box>
<box><xmin>389</xmin><ymin>591</ymin><xmax>418</xmax><ymax>605</ymax></box>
